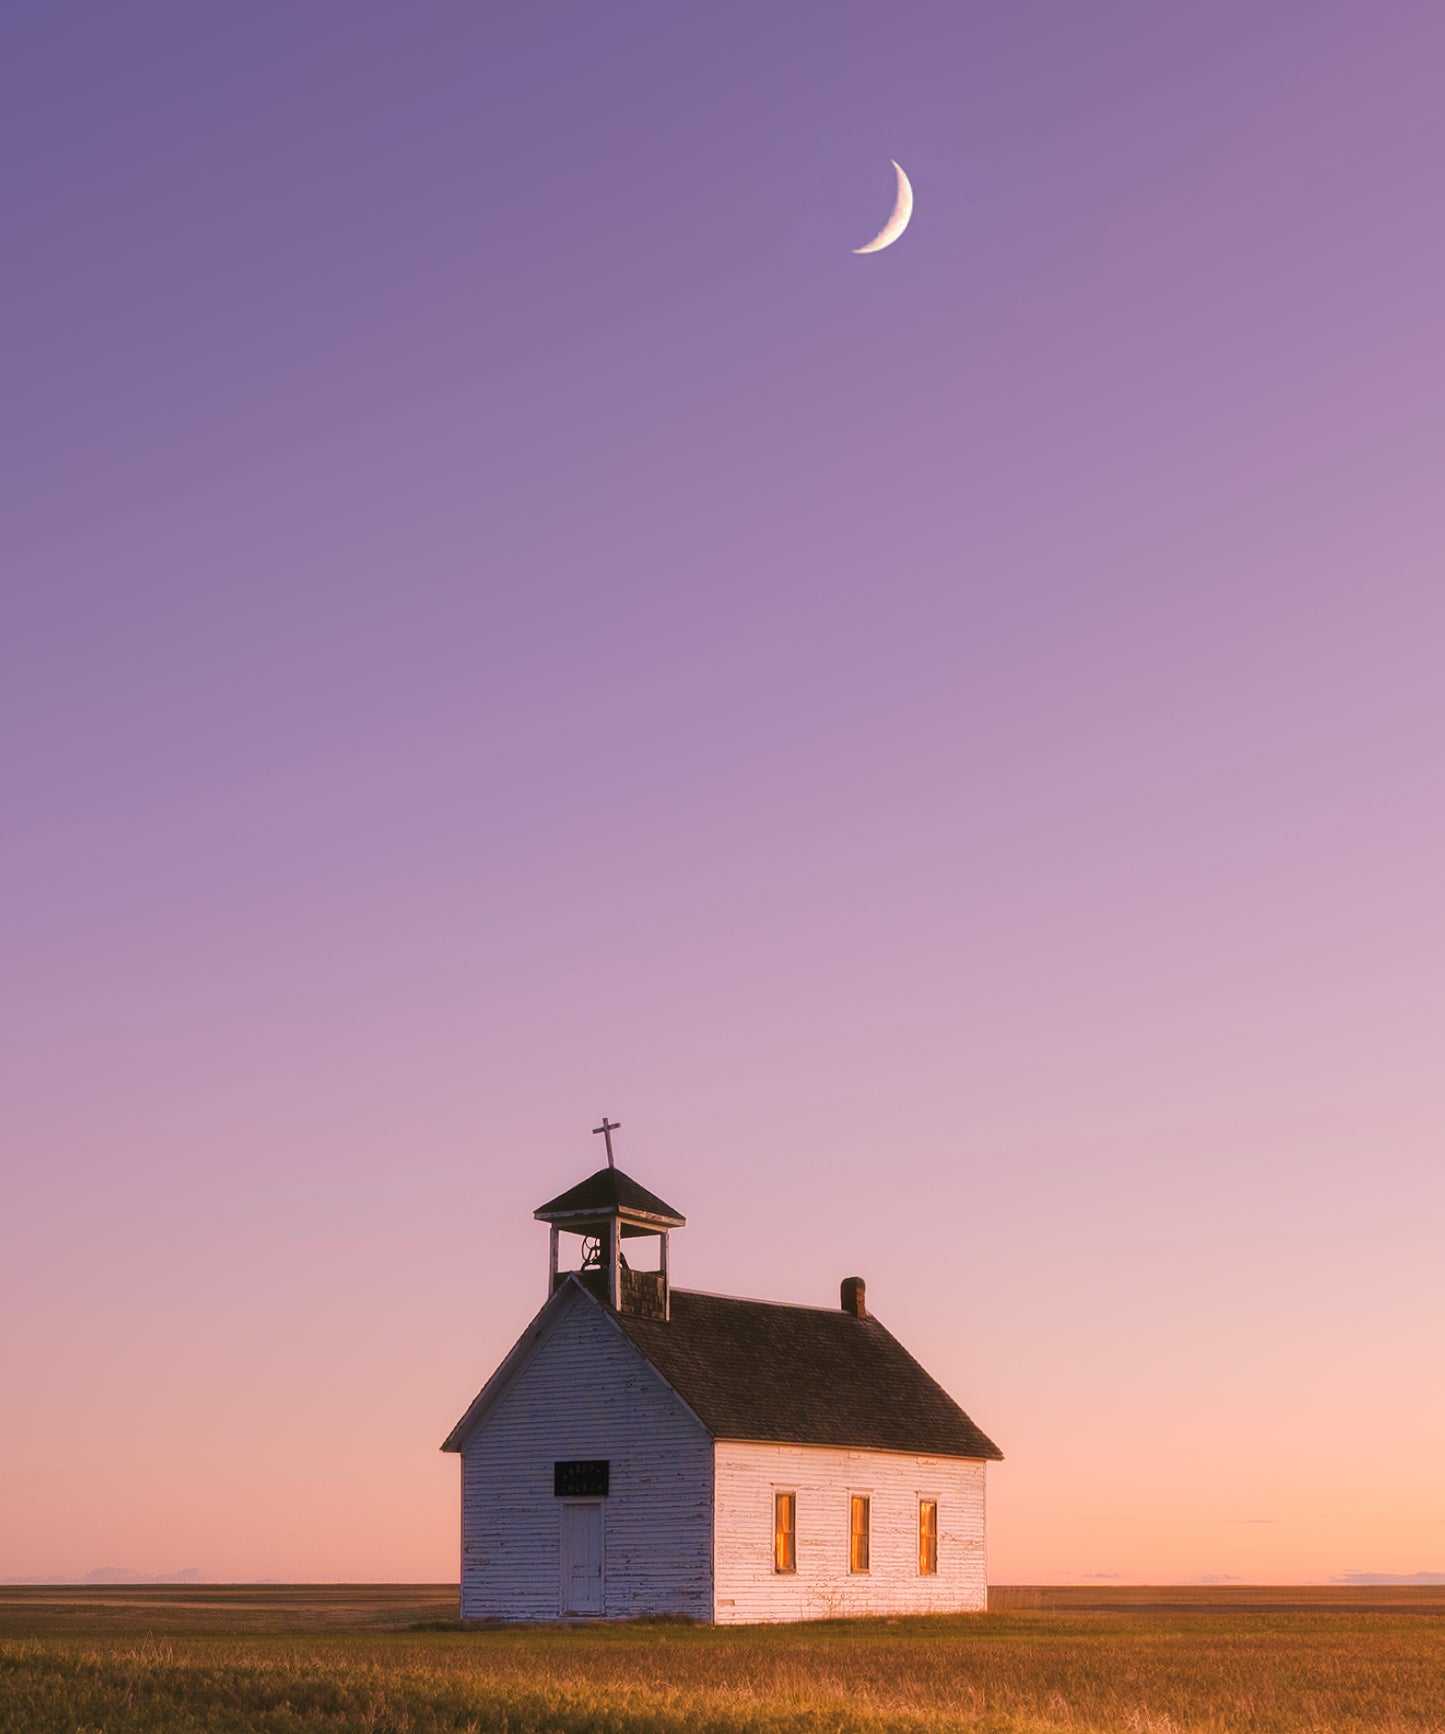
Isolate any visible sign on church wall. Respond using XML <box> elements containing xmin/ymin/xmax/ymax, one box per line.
<box><xmin>553</xmin><ymin>1459</ymin><xmax>610</xmax><ymax>1497</ymax></box>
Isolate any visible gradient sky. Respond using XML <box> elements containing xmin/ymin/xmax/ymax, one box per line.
<box><xmin>4</xmin><ymin>2</ymin><xmax>1444</xmax><ymax>1586</ymax></box>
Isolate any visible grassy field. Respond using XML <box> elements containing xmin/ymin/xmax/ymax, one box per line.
<box><xmin>3</xmin><ymin>1583</ymin><xmax>1443</xmax><ymax>1734</ymax></box>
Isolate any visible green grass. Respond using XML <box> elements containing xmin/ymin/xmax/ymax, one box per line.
<box><xmin>3</xmin><ymin>1584</ymin><xmax>1444</xmax><ymax>1733</ymax></box>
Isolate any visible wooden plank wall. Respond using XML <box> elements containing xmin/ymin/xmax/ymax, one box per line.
<box><xmin>712</xmin><ymin>1440</ymin><xmax>987</xmax><ymax>1623</ymax></box>
<box><xmin>458</xmin><ymin>1290</ymin><xmax>714</xmax><ymax>1621</ymax></box>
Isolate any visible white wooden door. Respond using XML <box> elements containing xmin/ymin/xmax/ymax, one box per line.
<box><xmin>561</xmin><ymin>1502</ymin><xmax>604</xmax><ymax>1615</ymax></box>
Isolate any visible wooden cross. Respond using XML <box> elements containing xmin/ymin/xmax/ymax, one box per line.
<box><xmin>592</xmin><ymin>1116</ymin><xmax>621</xmax><ymax>1168</ymax></box>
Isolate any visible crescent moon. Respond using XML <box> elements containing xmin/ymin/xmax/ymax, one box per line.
<box><xmin>853</xmin><ymin>160</ymin><xmax>913</xmax><ymax>255</ymax></box>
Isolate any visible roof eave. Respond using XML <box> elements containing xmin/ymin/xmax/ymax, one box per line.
<box><xmin>711</xmin><ymin>1433</ymin><xmax>1004</xmax><ymax>1461</ymax></box>
<box><xmin>532</xmin><ymin>1205</ymin><xmax>686</xmax><ymax>1229</ymax></box>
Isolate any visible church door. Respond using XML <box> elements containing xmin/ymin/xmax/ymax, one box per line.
<box><xmin>560</xmin><ymin>1502</ymin><xmax>604</xmax><ymax>1616</ymax></box>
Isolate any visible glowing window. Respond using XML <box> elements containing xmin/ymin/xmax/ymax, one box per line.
<box><xmin>919</xmin><ymin>1499</ymin><xmax>938</xmax><ymax>1575</ymax></box>
<box><xmin>849</xmin><ymin>1494</ymin><xmax>870</xmax><ymax>1573</ymax></box>
<box><xmin>774</xmin><ymin>1491</ymin><xmax>796</xmax><ymax>1573</ymax></box>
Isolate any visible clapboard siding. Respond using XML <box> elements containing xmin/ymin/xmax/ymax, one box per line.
<box><xmin>712</xmin><ymin>1441</ymin><xmax>987</xmax><ymax>1623</ymax></box>
<box><xmin>458</xmin><ymin>1287</ymin><xmax>713</xmax><ymax>1621</ymax></box>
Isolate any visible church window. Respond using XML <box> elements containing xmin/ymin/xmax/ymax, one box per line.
<box><xmin>849</xmin><ymin>1494</ymin><xmax>870</xmax><ymax>1572</ymax></box>
<box><xmin>919</xmin><ymin>1499</ymin><xmax>938</xmax><ymax>1574</ymax></box>
<box><xmin>774</xmin><ymin>1492</ymin><xmax>796</xmax><ymax>1572</ymax></box>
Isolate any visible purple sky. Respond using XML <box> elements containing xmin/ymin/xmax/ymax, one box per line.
<box><xmin>4</xmin><ymin>3</ymin><xmax>1444</xmax><ymax>1583</ymax></box>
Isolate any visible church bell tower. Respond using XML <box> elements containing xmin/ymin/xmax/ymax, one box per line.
<box><xmin>533</xmin><ymin>1118</ymin><xmax>685</xmax><ymax>1321</ymax></box>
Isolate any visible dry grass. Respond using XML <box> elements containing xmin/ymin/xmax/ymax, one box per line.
<box><xmin>2</xmin><ymin>1584</ymin><xmax>1443</xmax><ymax>1733</ymax></box>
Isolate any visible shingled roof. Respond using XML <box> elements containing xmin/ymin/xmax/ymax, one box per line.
<box><xmin>605</xmin><ymin>1285</ymin><xmax>1002</xmax><ymax>1460</ymax></box>
<box><xmin>533</xmin><ymin>1167</ymin><xmax>685</xmax><ymax>1227</ymax></box>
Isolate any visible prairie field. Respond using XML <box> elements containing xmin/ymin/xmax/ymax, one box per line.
<box><xmin>2</xmin><ymin>1583</ymin><xmax>1443</xmax><ymax>1734</ymax></box>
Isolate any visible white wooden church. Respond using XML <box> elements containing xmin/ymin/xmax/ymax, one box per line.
<box><xmin>442</xmin><ymin>1133</ymin><xmax>1002</xmax><ymax>1623</ymax></box>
